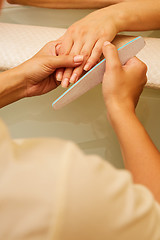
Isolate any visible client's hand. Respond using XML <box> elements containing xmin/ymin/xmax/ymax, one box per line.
<box><xmin>19</xmin><ymin>41</ymin><xmax>83</xmax><ymax>97</ymax></box>
<box><xmin>102</xmin><ymin>41</ymin><xmax>147</xmax><ymax>115</ymax></box>
<box><xmin>55</xmin><ymin>6</ymin><xmax>122</xmax><ymax>88</ymax></box>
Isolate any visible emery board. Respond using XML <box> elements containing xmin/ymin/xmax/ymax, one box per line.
<box><xmin>52</xmin><ymin>36</ymin><xmax>145</xmax><ymax>110</ymax></box>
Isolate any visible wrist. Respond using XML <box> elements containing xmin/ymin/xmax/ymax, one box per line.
<box><xmin>105</xmin><ymin>99</ymin><xmax>136</xmax><ymax>124</ymax></box>
<box><xmin>0</xmin><ymin>66</ymin><xmax>26</xmax><ymax>108</ymax></box>
<box><xmin>111</xmin><ymin>2</ymin><xmax>139</xmax><ymax>33</ymax></box>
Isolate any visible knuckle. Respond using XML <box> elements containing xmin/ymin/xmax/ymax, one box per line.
<box><xmin>81</xmin><ymin>50</ymin><xmax>89</xmax><ymax>58</ymax></box>
<box><xmin>110</xmin><ymin>62</ymin><xmax>120</xmax><ymax>70</ymax></box>
<box><xmin>135</xmin><ymin>60</ymin><xmax>147</xmax><ymax>85</ymax></box>
<box><xmin>141</xmin><ymin>62</ymin><xmax>147</xmax><ymax>73</ymax></box>
<box><xmin>81</xmin><ymin>31</ymin><xmax>87</xmax><ymax>37</ymax></box>
<box><xmin>60</xmin><ymin>48</ymin><xmax>69</xmax><ymax>55</ymax></box>
<box><xmin>137</xmin><ymin>60</ymin><xmax>147</xmax><ymax>74</ymax></box>
<box><xmin>78</xmin><ymin>28</ymin><xmax>87</xmax><ymax>37</ymax></box>
<box><xmin>45</xmin><ymin>41</ymin><xmax>54</xmax><ymax>47</ymax></box>
<box><xmin>67</xmin><ymin>26</ymin><xmax>75</xmax><ymax>34</ymax></box>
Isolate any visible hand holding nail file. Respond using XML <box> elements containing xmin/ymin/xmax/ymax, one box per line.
<box><xmin>52</xmin><ymin>36</ymin><xmax>145</xmax><ymax>110</ymax></box>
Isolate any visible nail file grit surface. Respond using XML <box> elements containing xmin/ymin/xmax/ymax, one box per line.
<box><xmin>52</xmin><ymin>36</ymin><xmax>145</xmax><ymax>110</ymax></box>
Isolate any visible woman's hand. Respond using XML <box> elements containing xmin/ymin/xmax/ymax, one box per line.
<box><xmin>55</xmin><ymin>5</ymin><xmax>122</xmax><ymax>88</ymax></box>
<box><xmin>0</xmin><ymin>41</ymin><xmax>83</xmax><ymax>108</ymax></box>
<box><xmin>19</xmin><ymin>41</ymin><xmax>83</xmax><ymax>97</ymax></box>
<box><xmin>55</xmin><ymin>0</ymin><xmax>160</xmax><ymax>88</ymax></box>
<box><xmin>102</xmin><ymin>41</ymin><xmax>147</xmax><ymax>115</ymax></box>
<box><xmin>102</xmin><ymin>42</ymin><xmax>160</xmax><ymax>203</ymax></box>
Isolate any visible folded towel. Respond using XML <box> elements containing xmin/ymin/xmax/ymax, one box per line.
<box><xmin>0</xmin><ymin>23</ymin><xmax>160</xmax><ymax>89</ymax></box>
<box><xmin>113</xmin><ymin>35</ymin><xmax>160</xmax><ymax>89</ymax></box>
<box><xmin>0</xmin><ymin>23</ymin><xmax>66</xmax><ymax>70</ymax></box>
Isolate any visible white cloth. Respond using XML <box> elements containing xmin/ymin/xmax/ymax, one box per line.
<box><xmin>0</xmin><ymin>23</ymin><xmax>66</xmax><ymax>70</ymax></box>
<box><xmin>0</xmin><ymin>118</ymin><xmax>160</xmax><ymax>240</ymax></box>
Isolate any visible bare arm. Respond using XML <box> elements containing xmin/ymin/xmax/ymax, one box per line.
<box><xmin>102</xmin><ymin>42</ymin><xmax>160</xmax><ymax>203</ymax></box>
<box><xmin>118</xmin><ymin>0</ymin><xmax>160</xmax><ymax>32</ymax></box>
<box><xmin>7</xmin><ymin>0</ymin><xmax>131</xmax><ymax>9</ymax></box>
<box><xmin>108</xmin><ymin>104</ymin><xmax>160</xmax><ymax>202</ymax></box>
<box><xmin>0</xmin><ymin>67</ymin><xmax>25</xmax><ymax>108</ymax></box>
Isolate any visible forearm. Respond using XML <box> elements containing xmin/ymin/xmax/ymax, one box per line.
<box><xmin>107</xmin><ymin>103</ymin><xmax>160</xmax><ymax>202</ymax></box>
<box><xmin>7</xmin><ymin>0</ymin><xmax>129</xmax><ymax>9</ymax></box>
<box><xmin>0</xmin><ymin>67</ymin><xmax>26</xmax><ymax>108</ymax></box>
<box><xmin>115</xmin><ymin>0</ymin><xmax>160</xmax><ymax>32</ymax></box>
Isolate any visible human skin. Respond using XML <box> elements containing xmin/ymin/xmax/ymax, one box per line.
<box><xmin>0</xmin><ymin>0</ymin><xmax>2</xmax><ymax>8</ymax></box>
<box><xmin>7</xmin><ymin>0</ymin><xmax>131</xmax><ymax>9</ymax></box>
<box><xmin>0</xmin><ymin>42</ymin><xmax>83</xmax><ymax>108</ymax></box>
<box><xmin>102</xmin><ymin>42</ymin><xmax>160</xmax><ymax>203</ymax></box>
<box><xmin>1</xmin><ymin>34</ymin><xmax>160</xmax><ymax>203</ymax></box>
<box><xmin>54</xmin><ymin>0</ymin><xmax>160</xmax><ymax>88</ymax></box>
<box><xmin>1</xmin><ymin>0</ymin><xmax>160</xmax><ymax>203</ymax></box>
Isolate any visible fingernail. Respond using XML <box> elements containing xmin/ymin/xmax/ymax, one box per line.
<box><xmin>70</xmin><ymin>73</ymin><xmax>78</xmax><ymax>83</ymax></box>
<box><xmin>104</xmin><ymin>41</ymin><xmax>111</xmax><ymax>46</ymax></box>
<box><xmin>74</xmin><ymin>55</ymin><xmax>84</xmax><ymax>63</ymax></box>
<box><xmin>56</xmin><ymin>72</ymin><xmax>62</xmax><ymax>81</ymax></box>
<box><xmin>84</xmin><ymin>63</ymin><xmax>91</xmax><ymax>71</ymax></box>
<box><xmin>61</xmin><ymin>78</ymin><xmax>69</xmax><ymax>88</ymax></box>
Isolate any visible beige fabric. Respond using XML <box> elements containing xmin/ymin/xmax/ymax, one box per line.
<box><xmin>0</xmin><ymin>23</ymin><xmax>66</xmax><ymax>70</ymax></box>
<box><xmin>0</xmin><ymin>23</ymin><xmax>160</xmax><ymax>89</ymax></box>
<box><xmin>113</xmin><ymin>35</ymin><xmax>160</xmax><ymax>89</ymax></box>
<box><xmin>0</xmin><ymin>117</ymin><xmax>160</xmax><ymax>240</ymax></box>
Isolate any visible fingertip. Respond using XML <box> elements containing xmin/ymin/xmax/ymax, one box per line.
<box><xmin>56</xmin><ymin>72</ymin><xmax>63</xmax><ymax>81</ymax></box>
<box><xmin>102</xmin><ymin>41</ymin><xmax>111</xmax><ymax>57</ymax></box>
<box><xmin>56</xmin><ymin>68</ymin><xmax>64</xmax><ymax>81</ymax></box>
<box><xmin>61</xmin><ymin>78</ymin><xmax>69</xmax><ymax>88</ymax></box>
<box><xmin>84</xmin><ymin>62</ymin><xmax>91</xmax><ymax>71</ymax></box>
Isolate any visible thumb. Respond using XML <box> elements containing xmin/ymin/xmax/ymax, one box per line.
<box><xmin>102</xmin><ymin>41</ymin><xmax>122</xmax><ymax>70</ymax></box>
<box><xmin>43</xmin><ymin>54</ymin><xmax>84</xmax><ymax>69</ymax></box>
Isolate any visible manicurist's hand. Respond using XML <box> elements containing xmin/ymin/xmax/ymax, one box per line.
<box><xmin>102</xmin><ymin>42</ymin><xmax>160</xmax><ymax>203</ymax></box>
<box><xmin>20</xmin><ymin>41</ymin><xmax>84</xmax><ymax>97</ymax></box>
<box><xmin>0</xmin><ymin>41</ymin><xmax>83</xmax><ymax>108</ymax></box>
<box><xmin>102</xmin><ymin>41</ymin><xmax>147</xmax><ymax>115</ymax></box>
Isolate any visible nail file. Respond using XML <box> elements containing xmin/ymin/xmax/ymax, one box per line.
<box><xmin>52</xmin><ymin>36</ymin><xmax>145</xmax><ymax>110</ymax></box>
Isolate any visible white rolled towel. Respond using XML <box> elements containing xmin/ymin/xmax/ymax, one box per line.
<box><xmin>0</xmin><ymin>23</ymin><xmax>160</xmax><ymax>89</ymax></box>
<box><xmin>0</xmin><ymin>23</ymin><xmax>66</xmax><ymax>70</ymax></box>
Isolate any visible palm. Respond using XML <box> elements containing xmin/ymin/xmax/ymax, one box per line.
<box><xmin>22</xmin><ymin>40</ymin><xmax>82</xmax><ymax>97</ymax></box>
<box><xmin>27</xmin><ymin>73</ymin><xmax>59</xmax><ymax>97</ymax></box>
<box><xmin>24</xmin><ymin>42</ymin><xmax>61</xmax><ymax>97</ymax></box>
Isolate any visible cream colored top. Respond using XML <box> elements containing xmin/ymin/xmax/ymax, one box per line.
<box><xmin>0</xmin><ymin>118</ymin><xmax>160</xmax><ymax>240</ymax></box>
